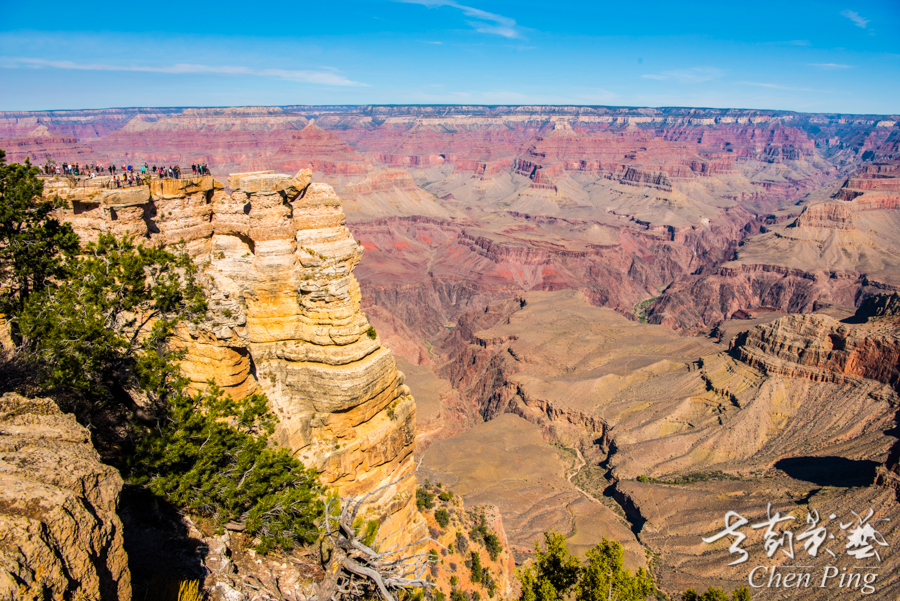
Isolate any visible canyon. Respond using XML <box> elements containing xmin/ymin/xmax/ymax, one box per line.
<box><xmin>3</xmin><ymin>104</ymin><xmax>900</xmax><ymax>599</ymax></box>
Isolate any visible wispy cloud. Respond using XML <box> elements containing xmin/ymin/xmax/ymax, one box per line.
<box><xmin>763</xmin><ymin>40</ymin><xmax>811</xmax><ymax>48</ymax></box>
<box><xmin>809</xmin><ymin>62</ymin><xmax>853</xmax><ymax>69</ymax></box>
<box><xmin>0</xmin><ymin>57</ymin><xmax>367</xmax><ymax>86</ymax></box>
<box><xmin>642</xmin><ymin>67</ymin><xmax>725</xmax><ymax>84</ymax></box>
<box><xmin>841</xmin><ymin>9</ymin><xmax>870</xmax><ymax>28</ymax></box>
<box><xmin>392</xmin><ymin>0</ymin><xmax>524</xmax><ymax>39</ymax></box>
<box><xmin>737</xmin><ymin>81</ymin><xmax>828</xmax><ymax>93</ymax></box>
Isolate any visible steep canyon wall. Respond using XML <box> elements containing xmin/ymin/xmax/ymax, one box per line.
<box><xmin>45</xmin><ymin>171</ymin><xmax>426</xmax><ymax>541</ymax></box>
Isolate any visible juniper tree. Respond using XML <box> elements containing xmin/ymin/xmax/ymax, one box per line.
<box><xmin>518</xmin><ymin>532</ymin><xmax>654</xmax><ymax>601</ymax></box>
<box><xmin>128</xmin><ymin>385</ymin><xmax>324</xmax><ymax>553</ymax></box>
<box><xmin>0</xmin><ymin>150</ymin><xmax>79</xmax><ymax>328</ymax></box>
<box><xmin>18</xmin><ymin>233</ymin><xmax>206</xmax><ymax>415</ymax></box>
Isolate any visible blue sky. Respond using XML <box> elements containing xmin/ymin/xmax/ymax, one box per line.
<box><xmin>0</xmin><ymin>0</ymin><xmax>898</xmax><ymax>114</ymax></box>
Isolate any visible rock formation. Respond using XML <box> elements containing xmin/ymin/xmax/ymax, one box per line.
<box><xmin>0</xmin><ymin>393</ymin><xmax>130</xmax><ymax>600</ymax></box>
<box><xmin>7</xmin><ymin>105</ymin><xmax>899</xmax><ymax>346</ymax></box>
<box><xmin>47</xmin><ymin>170</ymin><xmax>426</xmax><ymax>544</ymax></box>
<box><xmin>731</xmin><ymin>312</ymin><xmax>900</xmax><ymax>389</ymax></box>
<box><xmin>272</xmin><ymin>121</ymin><xmax>371</xmax><ymax>175</ymax></box>
<box><xmin>648</xmin><ymin>157</ymin><xmax>900</xmax><ymax>332</ymax></box>
<box><xmin>339</xmin><ymin>170</ymin><xmax>450</xmax><ymax>220</ymax></box>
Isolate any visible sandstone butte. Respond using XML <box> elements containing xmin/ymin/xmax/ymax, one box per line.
<box><xmin>43</xmin><ymin>169</ymin><xmax>428</xmax><ymax>552</ymax></box>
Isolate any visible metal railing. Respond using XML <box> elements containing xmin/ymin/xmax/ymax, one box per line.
<box><xmin>38</xmin><ymin>167</ymin><xmax>213</xmax><ymax>189</ymax></box>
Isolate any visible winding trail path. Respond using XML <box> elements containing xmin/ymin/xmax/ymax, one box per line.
<box><xmin>565</xmin><ymin>446</ymin><xmax>605</xmax><ymax>505</ymax></box>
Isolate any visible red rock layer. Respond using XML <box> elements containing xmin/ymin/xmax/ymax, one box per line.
<box><xmin>349</xmin><ymin>210</ymin><xmax>755</xmax><ymax>342</ymax></box>
<box><xmin>271</xmin><ymin>122</ymin><xmax>370</xmax><ymax>175</ymax></box>
<box><xmin>1</xmin><ymin>135</ymin><xmax>96</xmax><ymax>164</ymax></box>
<box><xmin>730</xmin><ymin>313</ymin><xmax>900</xmax><ymax>389</ymax></box>
<box><xmin>649</xmin><ymin>159</ymin><xmax>900</xmax><ymax>332</ymax></box>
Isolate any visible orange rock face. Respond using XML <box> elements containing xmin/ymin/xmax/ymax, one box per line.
<box><xmin>47</xmin><ymin>170</ymin><xmax>426</xmax><ymax>543</ymax></box>
<box><xmin>732</xmin><ymin>313</ymin><xmax>900</xmax><ymax>388</ymax></box>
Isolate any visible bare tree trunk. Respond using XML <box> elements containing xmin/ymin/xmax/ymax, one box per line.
<box><xmin>315</xmin><ymin>458</ymin><xmax>440</xmax><ymax>601</ymax></box>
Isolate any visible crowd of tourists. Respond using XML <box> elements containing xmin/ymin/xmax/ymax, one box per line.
<box><xmin>39</xmin><ymin>160</ymin><xmax>213</xmax><ymax>187</ymax></box>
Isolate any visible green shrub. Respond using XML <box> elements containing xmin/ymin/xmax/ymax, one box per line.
<box><xmin>683</xmin><ymin>587</ymin><xmax>749</xmax><ymax>601</ymax></box>
<box><xmin>18</xmin><ymin>233</ymin><xmax>206</xmax><ymax>408</ymax></box>
<box><xmin>367</xmin><ymin>326</ymin><xmax>377</xmax><ymax>339</ymax></box>
<box><xmin>128</xmin><ymin>386</ymin><xmax>323</xmax><ymax>553</ymax></box>
<box><xmin>470</xmin><ymin>512</ymin><xmax>502</xmax><ymax>561</ymax></box>
<box><xmin>470</xmin><ymin>552</ymin><xmax>483</xmax><ymax>583</ymax></box>
<box><xmin>518</xmin><ymin>532</ymin><xmax>655</xmax><ymax>601</ymax></box>
<box><xmin>435</xmin><ymin>508</ymin><xmax>450</xmax><ymax>528</ymax></box>
<box><xmin>451</xmin><ymin>589</ymin><xmax>470</xmax><ymax>601</ymax></box>
<box><xmin>417</xmin><ymin>486</ymin><xmax>435</xmax><ymax>510</ymax></box>
<box><xmin>0</xmin><ymin>151</ymin><xmax>80</xmax><ymax>322</ymax></box>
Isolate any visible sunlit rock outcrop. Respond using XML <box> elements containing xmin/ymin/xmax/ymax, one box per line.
<box><xmin>48</xmin><ymin>169</ymin><xmax>426</xmax><ymax>542</ymax></box>
<box><xmin>0</xmin><ymin>393</ymin><xmax>131</xmax><ymax>600</ymax></box>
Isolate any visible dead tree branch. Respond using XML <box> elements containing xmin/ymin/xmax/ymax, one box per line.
<box><xmin>316</xmin><ymin>457</ymin><xmax>438</xmax><ymax>601</ymax></box>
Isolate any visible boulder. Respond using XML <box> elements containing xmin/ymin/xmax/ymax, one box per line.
<box><xmin>239</xmin><ymin>168</ymin><xmax>311</xmax><ymax>200</ymax></box>
<box><xmin>0</xmin><ymin>393</ymin><xmax>130</xmax><ymax>600</ymax></box>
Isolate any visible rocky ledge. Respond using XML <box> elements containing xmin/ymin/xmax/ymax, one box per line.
<box><xmin>0</xmin><ymin>393</ymin><xmax>130</xmax><ymax>600</ymax></box>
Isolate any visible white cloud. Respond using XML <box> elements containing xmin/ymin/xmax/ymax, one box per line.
<box><xmin>0</xmin><ymin>57</ymin><xmax>367</xmax><ymax>86</ymax></box>
<box><xmin>737</xmin><ymin>81</ymin><xmax>827</xmax><ymax>93</ymax></box>
<box><xmin>471</xmin><ymin>23</ymin><xmax>519</xmax><ymax>38</ymax></box>
<box><xmin>809</xmin><ymin>63</ymin><xmax>853</xmax><ymax>69</ymax></box>
<box><xmin>642</xmin><ymin>67</ymin><xmax>725</xmax><ymax>84</ymax></box>
<box><xmin>392</xmin><ymin>0</ymin><xmax>524</xmax><ymax>39</ymax></box>
<box><xmin>841</xmin><ymin>9</ymin><xmax>870</xmax><ymax>28</ymax></box>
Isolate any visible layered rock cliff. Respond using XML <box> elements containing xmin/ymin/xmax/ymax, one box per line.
<box><xmin>648</xmin><ymin>158</ymin><xmax>900</xmax><ymax>332</ymax></box>
<box><xmin>0</xmin><ymin>393</ymin><xmax>130</xmax><ymax>600</ymax></box>
<box><xmin>9</xmin><ymin>104</ymin><xmax>898</xmax><ymax>348</ymax></box>
<box><xmin>47</xmin><ymin>171</ymin><xmax>426</xmax><ymax>543</ymax></box>
<box><xmin>731</xmin><ymin>312</ymin><xmax>900</xmax><ymax>389</ymax></box>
